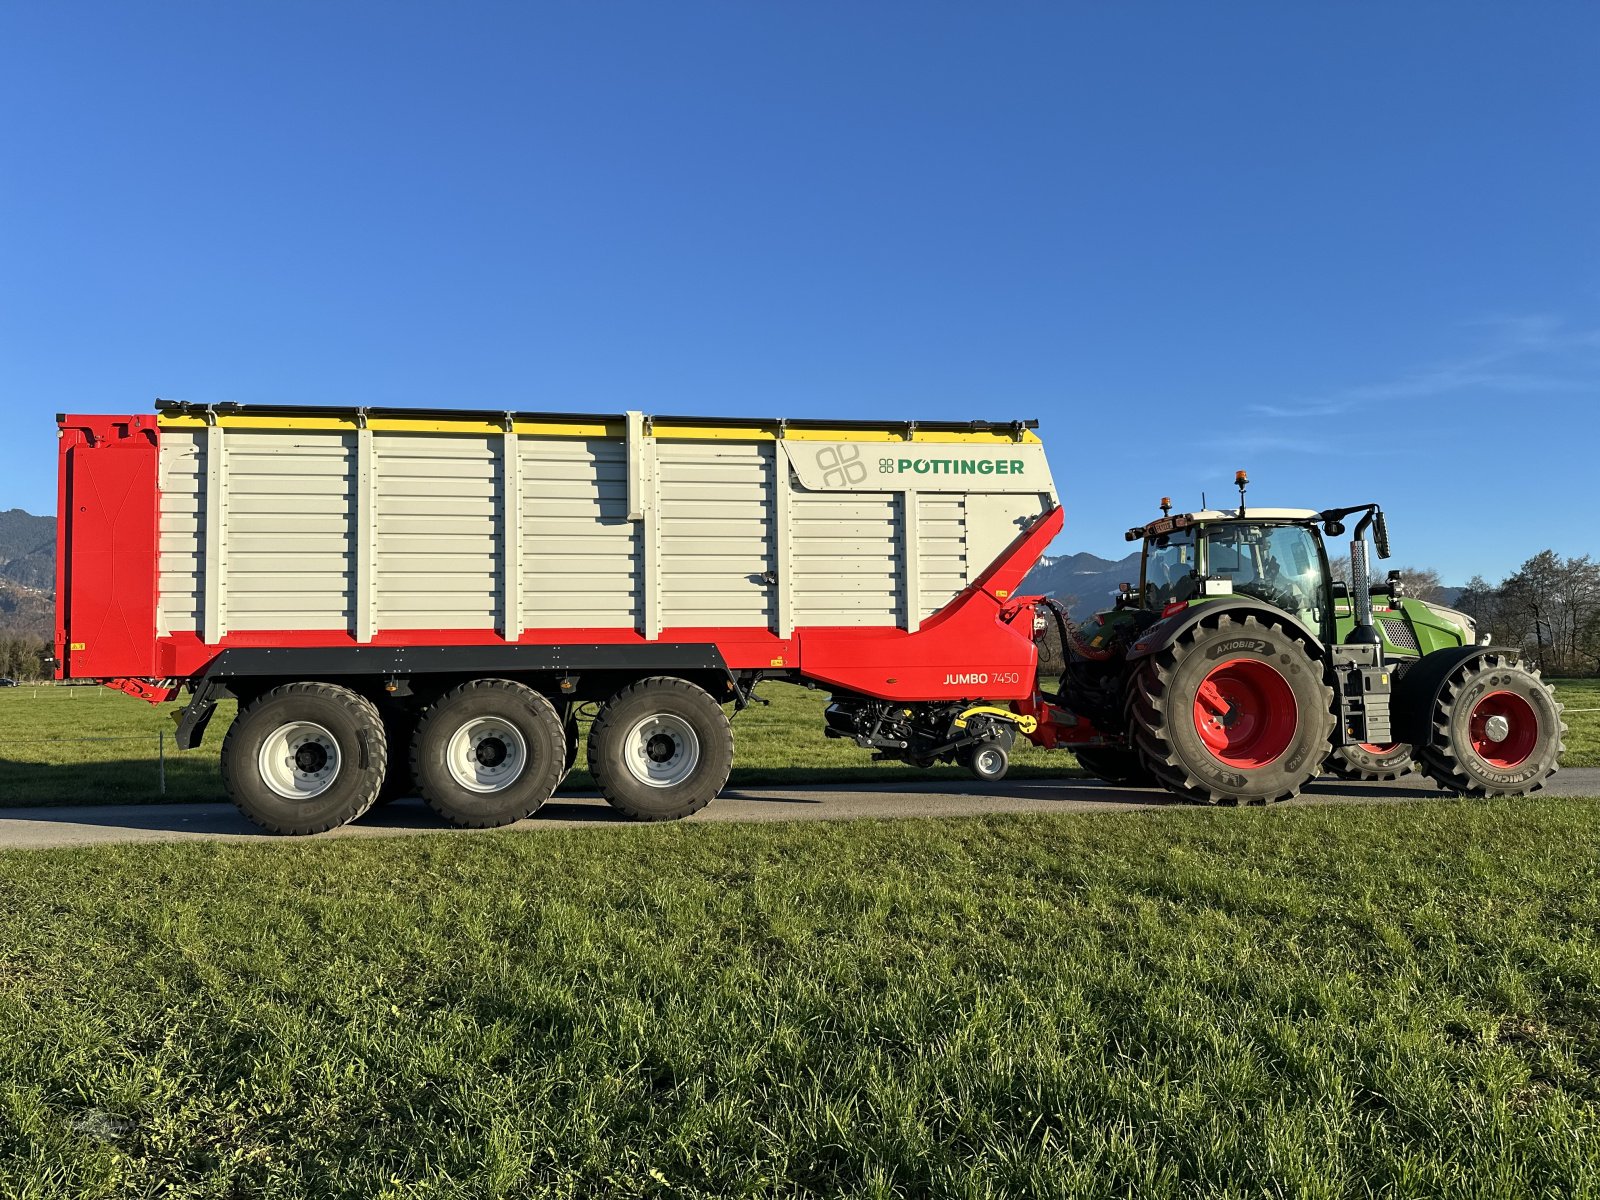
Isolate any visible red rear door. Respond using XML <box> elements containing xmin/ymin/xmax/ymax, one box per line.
<box><xmin>56</xmin><ymin>414</ymin><xmax>161</xmax><ymax>680</ymax></box>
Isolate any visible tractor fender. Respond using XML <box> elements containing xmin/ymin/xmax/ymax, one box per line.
<box><xmin>1124</xmin><ymin>598</ymin><xmax>1326</xmax><ymax>664</ymax></box>
<box><xmin>1390</xmin><ymin>644</ymin><xmax>1514</xmax><ymax>747</ymax></box>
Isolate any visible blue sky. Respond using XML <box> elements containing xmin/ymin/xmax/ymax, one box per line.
<box><xmin>3</xmin><ymin>2</ymin><xmax>1596</xmax><ymax>581</ymax></box>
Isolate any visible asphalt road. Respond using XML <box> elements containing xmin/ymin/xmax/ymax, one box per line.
<box><xmin>0</xmin><ymin>768</ymin><xmax>1595</xmax><ymax>851</ymax></box>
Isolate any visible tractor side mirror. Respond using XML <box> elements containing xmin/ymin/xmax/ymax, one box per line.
<box><xmin>1373</xmin><ymin>509</ymin><xmax>1391</xmax><ymax>559</ymax></box>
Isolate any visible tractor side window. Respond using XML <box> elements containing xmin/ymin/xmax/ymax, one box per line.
<box><xmin>1142</xmin><ymin>530</ymin><xmax>1197</xmax><ymax>610</ymax></box>
<box><xmin>1204</xmin><ymin>524</ymin><xmax>1326</xmax><ymax>628</ymax></box>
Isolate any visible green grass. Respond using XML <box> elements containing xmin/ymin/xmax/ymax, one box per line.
<box><xmin>0</xmin><ymin>801</ymin><xmax>1598</xmax><ymax>1196</ymax></box>
<box><xmin>1556</xmin><ymin>678</ymin><xmax>1600</xmax><ymax>768</ymax></box>
<box><xmin>1</xmin><ymin>676</ymin><xmax>1596</xmax><ymax>807</ymax></box>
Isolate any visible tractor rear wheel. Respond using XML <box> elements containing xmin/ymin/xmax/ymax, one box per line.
<box><xmin>1416</xmin><ymin>654</ymin><xmax>1564</xmax><ymax>796</ymax></box>
<box><xmin>1127</xmin><ymin>613</ymin><xmax>1334</xmax><ymax>805</ymax></box>
<box><xmin>1326</xmin><ymin>742</ymin><xmax>1418</xmax><ymax>782</ymax></box>
<box><xmin>1073</xmin><ymin>748</ymin><xmax>1156</xmax><ymax>788</ymax></box>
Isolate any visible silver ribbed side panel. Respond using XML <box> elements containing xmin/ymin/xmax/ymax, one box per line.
<box><xmin>790</xmin><ymin>493</ymin><xmax>902</xmax><ymax>626</ymax></box>
<box><xmin>657</xmin><ymin>441</ymin><xmax>774</xmax><ymax>629</ymax></box>
<box><xmin>917</xmin><ymin>496</ymin><xmax>968</xmax><ymax>619</ymax></box>
<box><xmin>157</xmin><ymin>431</ymin><xmax>205</xmax><ymax>636</ymax></box>
<box><xmin>521</xmin><ymin>437</ymin><xmax>640</xmax><ymax>629</ymax></box>
<box><xmin>223</xmin><ymin>430</ymin><xmax>355</xmax><ymax>632</ymax></box>
<box><xmin>374</xmin><ymin>434</ymin><xmax>500</xmax><ymax>630</ymax></box>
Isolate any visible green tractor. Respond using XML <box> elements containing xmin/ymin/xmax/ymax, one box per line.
<box><xmin>1039</xmin><ymin>474</ymin><xmax>1565</xmax><ymax>803</ymax></box>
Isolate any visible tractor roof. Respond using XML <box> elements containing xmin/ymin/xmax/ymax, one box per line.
<box><xmin>1126</xmin><ymin>508</ymin><xmax>1322</xmax><ymax>542</ymax></box>
<box><xmin>1183</xmin><ymin>508</ymin><xmax>1320</xmax><ymax>522</ymax></box>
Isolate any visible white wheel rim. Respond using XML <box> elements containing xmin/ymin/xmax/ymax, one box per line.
<box><xmin>975</xmin><ymin>747</ymin><xmax>1004</xmax><ymax>777</ymax></box>
<box><xmin>623</xmin><ymin>714</ymin><xmax>700</xmax><ymax>788</ymax></box>
<box><xmin>445</xmin><ymin>717</ymin><xmax>528</xmax><ymax>794</ymax></box>
<box><xmin>258</xmin><ymin>721</ymin><xmax>342</xmax><ymax>800</ymax></box>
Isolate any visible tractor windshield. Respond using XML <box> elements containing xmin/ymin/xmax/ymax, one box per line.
<box><xmin>1201</xmin><ymin>523</ymin><xmax>1328</xmax><ymax>630</ymax></box>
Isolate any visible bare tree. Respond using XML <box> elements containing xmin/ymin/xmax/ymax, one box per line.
<box><xmin>1498</xmin><ymin>551</ymin><xmax>1600</xmax><ymax>674</ymax></box>
<box><xmin>1394</xmin><ymin>567</ymin><xmax>1444</xmax><ymax>604</ymax></box>
<box><xmin>1326</xmin><ymin>555</ymin><xmax>1442</xmax><ymax>603</ymax></box>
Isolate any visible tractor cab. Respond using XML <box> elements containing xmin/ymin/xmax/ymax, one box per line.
<box><xmin>1133</xmin><ymin>508</ymin><xmax>1332</xmax><ymax>637</ymax></box>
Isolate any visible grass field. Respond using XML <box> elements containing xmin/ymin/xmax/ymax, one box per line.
<box><xmin>0</xmin><ymin>800</ymin><xmax>1597</xmax><ymax>1196</ymax></box>
<box><xmin>2</xmin><ymin>677</ymin><xmax>1596</xmax><ymax>808</ymax></box>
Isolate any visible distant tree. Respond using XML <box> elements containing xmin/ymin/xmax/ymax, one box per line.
<box><xmin>1498</xmin><ymin>551</ymin><xmax>1600</xmax><ymax>674</ymax></box>
<box><xmin>1579</xmin><ymin>608</ymin><xmax>1600</xmax><ymax>675</ymax></box>
<box><xmin>1393</xmin><ymin>567</ymin><xmax>1444</xmax><ymax>604</ymax></box>
<box><xmin>1456</xmin><ymin>574</ymin><xmax>1509</xmax><ymax>643</ymax></box>
<box><xmin>1326</xmin><ymin>554</ymin><xmax>1441</xmax><ymax>603</ymax></box>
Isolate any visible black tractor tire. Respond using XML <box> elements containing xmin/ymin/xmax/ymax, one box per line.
<box><xmin>1325</xmin><ymin>742</ymin><xmax>1418</xmax><ymax>782</ymax></box>
<box><xmin>221</xmin><ymin>682</ymin><xmax>387</xmax><ymax>835</ymax></box>
<box><xmin>372</xmin><ymin>703</ymin><xmax>420</xmax><ymax>807</ymax></box>
<box><xmin>587</xmin><ymin>677</ymin><xmax>734</xmax><ymax>821</ymax></box>
<box><xmin>1073</xmin><ymin>747</ymin><xmax>1157</xmax><ymax>788</ymax></box>
<box><xmin>411</xmin><ymin>679</ymin><xmax>566</xmax><ymax>828</ymax></box>
<box><xmin>1415</xmin><ymin>654</ymin><xmax>1565</xmax><ymax>797</ymax></box>
<box><xmin>1127</xmin><ymin>613</ymin><xmax>1335</xmax><ymax>805</ymax></box>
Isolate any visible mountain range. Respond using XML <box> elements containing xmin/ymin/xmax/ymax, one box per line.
<box><xmin>0</xmin><ymin>509</ymin><xmax>56</xmax><ymax>640</ymax></box>
<box><xmin>1018</xmin><ymin>550</ymin><xmax>1140</xmax><ymax>621</ymax></box>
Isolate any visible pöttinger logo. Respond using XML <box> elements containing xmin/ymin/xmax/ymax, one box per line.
<box><xmin>817</xmin><ymin>444</ymin><xmax>868</xmax><ymax>487</ymax></box>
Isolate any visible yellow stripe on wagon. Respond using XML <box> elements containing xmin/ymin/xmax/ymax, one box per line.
<box><xmin>157</xmin><ymin>411</ymin><xmax>1040</xmax><ymax>444</ymax></box>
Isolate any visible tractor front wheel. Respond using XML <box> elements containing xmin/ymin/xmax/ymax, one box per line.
<box><xmin>1416</xmin><ymin>654</ymin><xmax>1564</xmax><ymax>796</ymax></box>
<box><xmin>1127</xmin><ymin>613</ymin><xmax>1334</xmax><ymax>805</ymax></box>
<box><xmin>1325</xmin><ymin>742</ymin><xmax>1418</xmax><ymax>782</ymax></box>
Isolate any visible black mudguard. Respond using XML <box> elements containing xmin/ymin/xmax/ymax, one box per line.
<box><xmin>1124</xmin><ymin>598</ymin><xmax>1326</xmax><ymax>664</ymax></box>
<box><xmin>1390</xmin><ymin>644</ymin><xmax>1509</xmax><ymax>747</ymax></box>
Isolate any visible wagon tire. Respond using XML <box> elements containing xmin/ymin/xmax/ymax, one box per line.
<box><xmin>372</xmin><ymin>704</ymin><xmax>420</xmax><ymax>807</ymax></box>
<box><xmin>411</xmin><ymin>679</ymin><xmax>566</xmax><ymax>828</ymax></box>
<box><xmin>587</xmin><ymin>677</ymin><xmax>734</xmax><ymax>821</ymax></box>
<box><xmin>221</xmin><ymin>682</ymin><xmax>387</xmax><ymax>835</ymax></box>
<box><xmin>559</xmin><ymin>717</ymin><xmax>580</xmax><ymax>786</ymax></box>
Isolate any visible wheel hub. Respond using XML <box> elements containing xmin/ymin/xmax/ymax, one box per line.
<box><xmin>258</xmin><ymin>721</ymin><xmax>342</xmax><ymax>801</ymax></box>
<box><xmin>623</xmin><ymin>714</ymin><xmax>701</xmax><ymax>789</ymax></box>
<box><xmin>1467</xmin><ymin>691</ymin><xmax>1537</xmax><ymax>769</ymax></box>
<box><xmin>1191</xmin><ymin>657</ymin><xmax>1297</xmax><ymax>769</ymax></box>
<box><xmin>446</xmin><ymin>717</ymin><xmax>528</xmax><ymax>794</ymax></box>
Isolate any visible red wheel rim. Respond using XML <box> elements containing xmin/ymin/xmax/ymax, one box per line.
<box><xmin>1359</xmin><ymin>743</ymin><xmax>1400</xmax><ymax>755</ymax></box>
<box><xmin>1192</xmin><ymin>658</ymin><xmax>1297</xmax><ymax>769</ymax></box>
<box><xmin>1468</xmin><ymin>690</ymin><xmax>1538</xmax><ymax>769</ymax></box>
